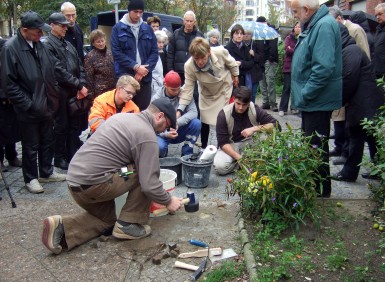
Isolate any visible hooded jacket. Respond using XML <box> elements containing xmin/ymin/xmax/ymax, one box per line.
<box><xmin>339</xmin><ymin>24</ymin><xmax>384</xmax><ymax>128</ymax></box>
<box><xmin>291</xmin><ymin>5</ymin><xmax>342</xmax><ymax>112</ymax></box>
<box><xmin>110</xmin><ymin>14</ymin><xmax>158</xmax><ymax>83</ymax></box>
<box><xmin>374</xmin><ymin>24</ymin><xmax>385</xmax><ymax>76</ymax></box>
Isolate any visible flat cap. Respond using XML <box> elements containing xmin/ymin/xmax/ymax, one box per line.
<box><xmin>151</xmin><ymin>97</ymin><xmax>177</xmax><ymax>129</ymax></box>
<box><xmin>21</xmin><ymin>11</ymin><xmax>51</xmax><ymax>32</ymax></box>
<box><xmin>49</xmin><ymin>13</ymin><xmax>70</xmax><ymax>25</ymax></box>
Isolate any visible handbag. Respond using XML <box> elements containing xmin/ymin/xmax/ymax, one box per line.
<box><xmin>67</xmin><ymin>95</ymin><xmax>92</xmax><ymax>116</ymax></box>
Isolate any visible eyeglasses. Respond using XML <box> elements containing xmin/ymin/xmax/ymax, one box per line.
<box><xmin>163</xmin><ymin>115</ymin><xmax>171</xmax><ymax>130</ymax></box>
<box><xmin>121</xmin><ymin>87</ymin><xmax>136</xmax><ymax>98</ymax></box>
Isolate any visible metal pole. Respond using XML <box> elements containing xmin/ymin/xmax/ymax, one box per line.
<box><xmin>114</xmin><ymin>3</ymin><xmax>119</xmax><ymax>24</ymax></box>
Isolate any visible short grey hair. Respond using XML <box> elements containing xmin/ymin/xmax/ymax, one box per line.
<box><xmin>328</xmin><ymin>5</ymin><xmax>342</xmax><ymax>19</ymax></box>
<box><xmin>184</xmin><ymin>11</ymin><xmax>196</xmax><ymax>21</ymax></box>
<box><xmin>375</xmin><ymin>3</ymin><xmax>385</xmax><ymax>12</ymax></box>
<box><xmin>207</xmin><ymin>29</ymin><xmax>220</xmax><ymax>39</ymax></box>
<box><xmin>61</xmin><ymin>2</ymin><xmax>76</xmax><ymax>12</ymax></box>
<box><xmin>155</xmin><ymin>30</ymin><xmax>169</xmax><ymax>45</ymax></box>
<box><xmin>297</xmin><ymin>0</ymin><xmax>319</xmax><ymax>10</ymax></box>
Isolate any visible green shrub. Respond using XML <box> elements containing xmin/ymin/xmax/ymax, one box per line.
<box><xmin>227</xmin><ymin>126</ymin><xmax>325</xmax><ymax>229</ymax></box>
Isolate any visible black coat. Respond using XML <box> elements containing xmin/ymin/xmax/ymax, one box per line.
<box><xmin>44</xmin><ymin>33</ymin><xmax>86</xmax><ymax>99</ymax></box>
<box><xmin>374</xmin><ymin>24</ymin><xmax>385</xmax><ymax>76</ymax></box>
<box><xmin>167</xmin><ymin>26</ymin><xmax>204</xmax><ymax>74</ymax></box>
<box><xmin>225</xmin><ymin>41</ymin><xmax>255</xmax><ymax>85</ymax></box>
<box><xmin>0</xmin><ymin>29</ymin><xmax>61</xmax><ymax>122</ymax></box>
<box><xmin>0</xmin><ymin>38</ymin><xmax>19</xmax><ymax>145</ymax></box>
<box><xmin>340</xmin><ymin>25</ymin><xmax>384</xmax><ymax>128</ymax></box>
<box><xmin>244</xmin><ymin>40</ymin><xmax>264</xmax><ymax>83</ymax></box>
<box><xmin>64</xmin><ymin>24</ymin><xmax>84</xmax><ymax>64</ymax></box>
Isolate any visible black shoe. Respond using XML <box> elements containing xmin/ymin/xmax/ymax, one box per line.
<box><xmin>331</xmin><ymin>172</ymin><xmax>356</xmax><ymax>182</ymax></box>
<box><xmin>271</xmin><ymin>105</ymin><xmax>278</xmax><ymax>112</ymax></box>
<box><xmin>361</xmin><ymin>172</ymin><xmax>381</xmax><ymax>180</ymax></box>
<box><xmin>332</xmin><ymin>156</ymin><xmax>347</xmax><ymax>165</ymax></box>
<box><xmin>54</xmin><ymin>159</ymin><xmax>69</xmax><ymax>170</ymax></box>
<box><xmin>8</xmin><ymin>158</ymin><xmax>22</xmax><ymax>167</ymax></box>
<box><xmin>261</xmin><ymin>103</ymin><xmax>270</xmax><ymax>110</ymax></box>
<box><xmin>329</xmin><ymin>149</ymin><xmax>341</xmax><ymax>157</ymax></box>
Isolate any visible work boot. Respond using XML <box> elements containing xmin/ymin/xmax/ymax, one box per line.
<box><xmin>26</xmin><ymin>179</ymin><xmax>44</xmax><ymax>194</ymax></box>
<box><xmin>54</xmin><ymin>159</ymin><xmax>69</xmax><ymax>170</ymax></box>
<box><xmin>271</xmin><ymin>104</ymin><xmax>278</xmax><ymax>112</ymax></box>
<box><xmin>39</xmin><ymin>171</ymin><xmax>66</xmax><ymax>183</ymax></box>
<box><xmin>42</xmin><ymin>215</ymin><xmax>65</xmax><ymax>254</ymax></box>
<box><xmin>112</xmin><ymin>221</ymin><xmax>151</xmax><ymax>240</ymax></box>
<box><xmin>261</xmin><ymin>103</ymin><xmax>270</xmax><ymax>110</ymax></box>
<box><xmin>8</xmin><ymin>158</ymin><xmax>22</xmax><ymax>167</ymax></box>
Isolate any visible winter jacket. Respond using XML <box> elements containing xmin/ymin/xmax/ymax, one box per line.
<box><xmin>110</xmin><ymin>16</ymin><xmax>158</xmax><ymax>83</ymax></box>
<box><xmin>1</xmin><ymin>29</ymin><xmax>61</xmax><ymax>122</ymax></box>
<box><xmin>44</xmin><ymin>33</ymin><xmax>86</xmax><ymax>99</ymax></box>
<box><xmin>64</xmin><ymin>24</ymin><xmax>84</xmax><ymax>63</ymax></box>
<box><xmin>339</xmin><ymin>25</ymin><xmax>384</xmax><ymax>128</ymax></box>
<box><xmin>291</xmin><ymin>5</ymin><xmax>342</xmax><ymax>112</ymax></box>
<box><xmin>88</xmin><ymin>89</ymin><xmax>140</xmax><ymax>133</ymax></box>
<box><xmin>167</xmin><ymin>26</ymin><xmax>204</xmax><ymax>74</ymax></box>
<box><xmin>350</xmin><ymin>11</ymin><xmax>375</xmax><ymax>60</ymax></box>
<box><xmin>84</xmin><ymin>47</ymin><xmax>116</xmax><ymax>99</ymax></box>
<box><xmin>282</xmin><ymin>33</ymin><xmax>297</xmax><ymax>73</ymax></box>
<box><xmin>225</xmin><ymin>41</ymin><xmax>255</xmax><ymax>85</ymax></box>
<box><xmin>262</xmin><ymin>38</ymin><xmax>278</xmax><ymax>63</ymax></box>
<box><xmin>152</xmin><ymin>86</ymin><xmax>198</xmax><ymax>129</ymax></box>
<box><xmin>374</xmin><ymin>24</ymin><xmax>385</xmax><ymax>77</ymax></box>
<box><xmin>243</xmin><ymin>40</ymin><xmax>264</xmax><ymax>83</ymax></box>
<box><xmin>344</xmin><ymin>20</ymin><xmax>370</xmax><ymax>60</ymax></box>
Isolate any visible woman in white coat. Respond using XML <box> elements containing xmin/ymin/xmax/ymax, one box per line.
<box><xmin>177</xmin><ymin>38</ymin><xmax>239</xmax><ymax>149</ymax></box>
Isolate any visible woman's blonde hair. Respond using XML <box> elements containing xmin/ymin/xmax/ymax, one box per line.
<box><xmin>188</xmin><ymin>37</ymin><xmax>210</xmax><ymax>57</ymax></box>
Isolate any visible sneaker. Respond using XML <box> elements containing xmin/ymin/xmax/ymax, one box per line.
<box><xmin>39</xmin><ymin>171</ymin><xmax>66</xmax><ymax>183</ymax></box>
<box><xmin>42</xmin><ymin>215</ymin><xmax>64</xmax><ymax>254</ymax></box>
<box><xmin>261</xmin><ymin>103</ymin><xmax>270</xmax><ymax>110</ymax></box>
<box><xmin>26</xmin><ymin>179</ymin><xmax>44</xmax><ymax>194</ymax></box>
<box><xmin>112</xmin><ymin>221</ymin><xmax>151</xmax><ymax>240</ymax></box>
<box><xmin>278</xmin><ymin>111</ymin><xmax>284</xmax><ymax>117</ymax></box>
<box><xmin>8</xmin><ymin>158</ymin><xmax>22</xmax><ymax>167</ymax></box>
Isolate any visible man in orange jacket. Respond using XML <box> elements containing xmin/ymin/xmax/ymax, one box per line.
<box><xmin>88</xmin><ymin>75</ymin><xmax>140</xmax><ymax>134</ymax></box>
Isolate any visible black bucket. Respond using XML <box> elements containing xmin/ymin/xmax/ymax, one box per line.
<box><xmin>181</xmin><ymin>155</ymin><xmax>213</xmax><ymax>188</ymax></box>
<box><xmin>159</xmin><ymin>157</ymin><xmax>182</xmax><ymax>185</ymax></box>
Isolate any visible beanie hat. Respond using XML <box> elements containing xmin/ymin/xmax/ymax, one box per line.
<box><xmin>127</xmin><ymin>0</ymin><xmax>145</xmax><ymax>11</ymax></box>
<box><xmin>256</xmin><ymin>16</ymin><xmax>267</xmax><ymax>23</ymax></box>
<box><xmin>164</xmin><ymin>71</ymin><xmax>182</xmax><ymax>88</ymax></box>
<box><xmin>151</xmin><ymin>97</ymin><xmax>177</xmax><ymax>129</ymax></box>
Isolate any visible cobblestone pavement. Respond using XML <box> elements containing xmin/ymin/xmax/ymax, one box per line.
<box><xmin>0</xmin><ymin>98</ymin><xmax>377</xmax><ymax>281</ymax></box>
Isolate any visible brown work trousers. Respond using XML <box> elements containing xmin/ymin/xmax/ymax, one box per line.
<box><xmin>63</xmin><ymin>172</ymin><xmax>151</xmax><ymax>250</ymax></box>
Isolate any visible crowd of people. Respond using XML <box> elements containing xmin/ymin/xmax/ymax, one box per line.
<box><xmin>0</xmin><ymin>0</ymin><xmax>384</xmax><ymax>254</ymax></box>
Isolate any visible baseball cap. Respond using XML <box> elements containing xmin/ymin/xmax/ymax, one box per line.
<box><xmin>49</xmin><ymin>13</ymin><xmax>70</xmax><ymax>25</ymax></box>
<box><xmin>151</xmin><ymin>97</ymin><xmax>177</xmax><ymax>129</ymax></box>
<box><xmin>20</xmin><ymin>11</ymin><xmax>51</xmax><ymax>32</ymax></box>
<box><xmin>164</xmin><ymin>71</ymin><xmax>182</xmax><ymax>88</ymax></box>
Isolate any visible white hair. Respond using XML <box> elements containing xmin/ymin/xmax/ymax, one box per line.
<box><xmin>61</xmin><ymin>2</ymin><xmax>76</xmax><ymax>12</ymax></box>
<box><xmin>184</xmin><ymin>11</ymin><xmax>196</xmax><ymax>21</ymax></box>
<box><xmin>376</xmin><ymin>3</ymin><xmax>385</xmax><ymax>12</ymax></box>
<box><xmin>155</xmin><ymin>30</ymin><xmax>169</xmax><ymax>45</ymax></box>
<box><xmin>207</xmin><ymin>29</ymin><xmax>220</xmax><ymax>39</ymax></box>
<box><xmin>297</xmin><ymin>0</ymin><xmax>319</xmax><ymax>10</ymax></box>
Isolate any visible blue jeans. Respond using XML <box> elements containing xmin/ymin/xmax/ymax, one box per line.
<box><xmin>158</xmin><ymin>118</ymin><xmax>201</xmax><ymax>157</ymax></box>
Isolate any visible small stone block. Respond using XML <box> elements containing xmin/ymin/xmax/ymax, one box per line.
<box><xmin>162</xmin><ymin>252</ymin><xmax>171</xmax><ymax>259</ymax></box>
<box><xmin>168</xmin><ymin>242</ymin><xmax>177</xmax><ymax>251</ymax></box>
<box><xmin>152</xmin><ymin>255</ymin><xmax>162</xmax><ymax>265</ymax></box>
<box><xmin>173</xmin><ymin>247</ymin><xmax>180</xmax><ymax>254</ymax></box>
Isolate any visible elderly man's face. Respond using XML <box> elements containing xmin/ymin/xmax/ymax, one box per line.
<box><xmin>375</xmin><ymin>7</ymin><xmax>385</xmax><ymax>25</ymax></box>
<box><xmin>21</xmin><ymin>28</ymin><xmax>43</xmax><ymax>42</ymax></box>
<box><xmin>291</xmin><ymin>0</ymin><xmax>312</xmax><ymax>24</ymax></box>
<box><xmin>62</xmin><ymin>7</ymin><xmax>76</xmax><ymax>27</ymax></box>
<box><xmin>183</xmin><ymin>15</ymin><xmax>196</xmax><ymax>33</ymax></box>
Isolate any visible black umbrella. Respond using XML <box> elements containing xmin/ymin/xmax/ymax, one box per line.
<box><xmin>342</xmin><ymin>10</ymin><xmax>378</xmax><ymax>33</ymax></box>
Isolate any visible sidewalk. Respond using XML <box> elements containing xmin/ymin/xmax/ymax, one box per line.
<box><xmin>0</xmin><ymin>100</ymin><xmax>375</xmax><ymax>281</ymax></box>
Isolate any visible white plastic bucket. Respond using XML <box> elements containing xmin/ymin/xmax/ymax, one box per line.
<box><xmin>150</xmin><ymin>169</ymin><xmax>177</xmax><ymax>217</ymax></box>
<box><xmin>115</xmin><ymin>169</ymin><xmax>177</xmax><ymax>217</ymax></box>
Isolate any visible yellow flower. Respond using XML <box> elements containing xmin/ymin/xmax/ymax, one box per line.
<box><xmin>248</xmin><ymin>171</ymin><xmax>258</xmax><ymax>183</ymax></box>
